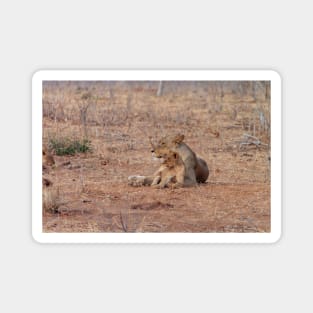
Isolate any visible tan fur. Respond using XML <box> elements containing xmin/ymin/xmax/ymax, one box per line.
<box><xmin>154</xmin><ymin>133</ymin><xmax>209</xmax><ymax>186</ymax></box>
<box><xmin>43</xmin><ymin>148</ymin><xmax>55</xmax><ymax>166</ymax></box>
<box><xmin>152</xmin><ymin>147</ymin><xmax>185</xmax><ymax>188</ymax></box>
<box><xmin>128</xmin><ymin>134</ymin><xmax>209</xmax><ymax>188</ymax></box>
<box><xmin>128</xmin><ymin>163</ymin><xmax>170</xmax><ymax>187</ymax></box>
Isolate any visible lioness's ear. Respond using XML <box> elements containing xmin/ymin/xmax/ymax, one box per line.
<box><xmin>174</xmin><ymin>134</ymin><xmax>184</xmax><ymax>144</ymax></box>
<box><xmin>148</xmin><ymin>136</ymin><xmax>155</xmax><ymax>149</ymax></box>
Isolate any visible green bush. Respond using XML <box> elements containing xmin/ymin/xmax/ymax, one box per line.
<box><xmin>49</xmin><ymin>138</ymin><xmax>92</xmax><ymax>156</ymax></box>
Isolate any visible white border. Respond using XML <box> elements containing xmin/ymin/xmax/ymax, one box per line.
<box><xmin>32</xmin><ymin>70</ymin><xmax>281</xmax><ymax>244</ymax></box>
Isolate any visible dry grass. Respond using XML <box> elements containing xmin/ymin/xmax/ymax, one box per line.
<box><xmin>42</xmin><ymin>81</ymin><xmax>271</xmax><ymax>233</ymax></box>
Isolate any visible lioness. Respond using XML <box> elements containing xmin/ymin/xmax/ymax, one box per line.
<box><xmin>128</xmin><ymin>134</ymin><xmax>209</xmax><ymax>188</ymax></box>
<box><xmin>152</xmin><ymin>133</ymin><xmax>209</xmax><ymax>186</ymax></box>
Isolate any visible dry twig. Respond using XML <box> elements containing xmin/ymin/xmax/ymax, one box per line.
<box><xmin>239</xmin><ymin>133</ymin><xmax>268</xmax><ymax>150</ymax></box>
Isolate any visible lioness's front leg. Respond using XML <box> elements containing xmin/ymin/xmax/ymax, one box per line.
<box><xmin>178</xmin><ymin>166</ymin><xmax>197</xmax><ymax>187</ymax></box>
<box><xmin>128</xmin><ymin>175</ymin><xmax>157</xmax><ymax>186</ymax></box>
<box><xmin>155</xmin><ymin>175</ymin><xmax>175</xmax><ymax>188</ymax></box>
<box><xmin>184</xmin><ymin>172</ymin><xmax>198</xmax><ymax>186</ymax></box>
<box><xmin>151</xmin><ymin>175</ymin><xmax>161</xmax><ymax>186</ymax></box>
<box><xmin>128</xmin><ymin>165</ymin><xmax>165</xmax><ymax>187</ymax></box>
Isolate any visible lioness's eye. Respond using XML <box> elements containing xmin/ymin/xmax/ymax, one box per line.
<box><xmin>161</xmin><ymin>142</ymin><xmax>165</xmax><ymax>146</ymax></box>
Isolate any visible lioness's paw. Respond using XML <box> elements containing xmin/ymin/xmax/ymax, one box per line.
<box><xmin>128</xmin><ymin>175</ymin><xmax>145</xmax><ymax>186</ymax></box>
<box><xmin>151</xmin><ymin>184</ymin><xmax>161</xmax><ymax>189</ymax></box>
<box><xmin>172</xmin><ymin>182</ymin><xmax>184</xmax><ymax>189</ymax></box>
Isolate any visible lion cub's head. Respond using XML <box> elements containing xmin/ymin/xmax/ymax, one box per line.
<box><xmin>153</xmin><ymin>146</ymin><xmax>181</xmax><ymax>168</ymax></box>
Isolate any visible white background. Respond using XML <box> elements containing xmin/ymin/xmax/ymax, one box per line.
<box><xmin>0</xmin><ymin>1</ymin><xmax>310</xmax><ymax>312</ymax></box>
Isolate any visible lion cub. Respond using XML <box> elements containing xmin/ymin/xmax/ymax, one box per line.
<box><xmin>153</xmin><ymin>147</ymin><xmax>185</xmax><ymax>188</ymax></box>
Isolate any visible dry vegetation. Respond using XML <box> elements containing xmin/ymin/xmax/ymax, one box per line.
<box><xmin>42</xmin><ymin>80</ymin><xmax>271</xmax><ymax>233</ymax></box>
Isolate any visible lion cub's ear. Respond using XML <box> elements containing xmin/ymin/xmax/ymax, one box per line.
<box><xmin>173</xmin><ymin>134</ymin><xmax>184</xmax><ymax>144</ymax></box>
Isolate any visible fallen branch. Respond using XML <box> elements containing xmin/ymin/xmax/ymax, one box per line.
<box><xmin>119</xmin><ymin>211</ymin><xmax>128</xmax><ymax>232</ymax></box>
<box><xmin>239</xmin><ymin>133</ymin><xmax>268</xmax><ymax>150</ymax></box>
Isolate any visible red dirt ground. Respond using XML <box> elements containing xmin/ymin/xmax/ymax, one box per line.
<box><xmin>42</xmin><ymin>81</ymin><xmax>271</xmax><ymax>233</ymax></box>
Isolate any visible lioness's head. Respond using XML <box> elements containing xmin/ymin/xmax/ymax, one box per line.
<box><xmin>150</xmin><ymin>133</ymin><xmax>185</xmax><ymax>154</ymax></box>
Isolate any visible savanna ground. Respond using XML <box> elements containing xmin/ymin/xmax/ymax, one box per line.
<box><xmin>42</xmin><ymin>80</ymin><xmax>271</xmax><ymax>233</ymax></box>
